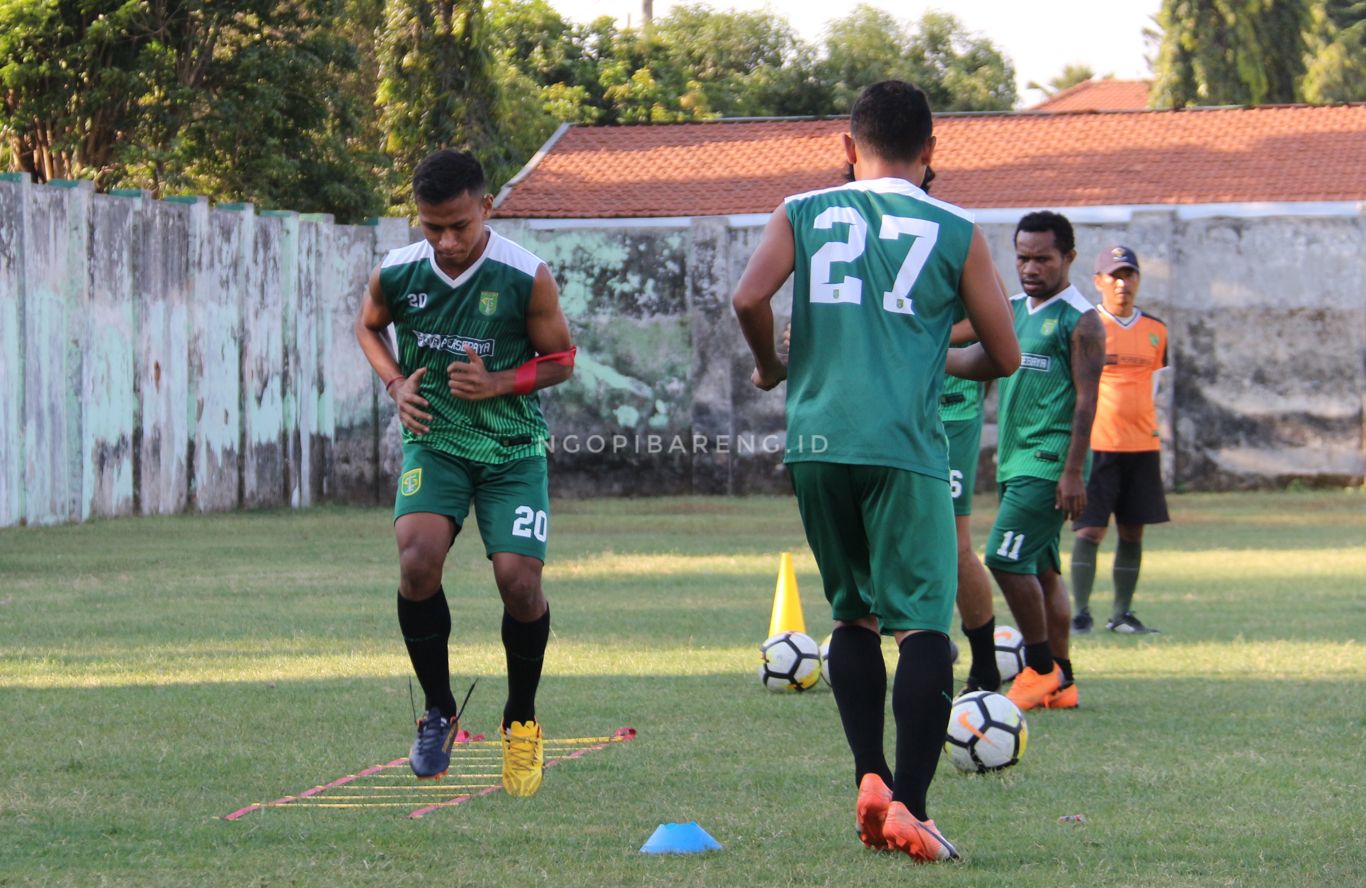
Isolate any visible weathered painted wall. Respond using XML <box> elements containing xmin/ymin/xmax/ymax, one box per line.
<box><xmin>507</xmin><ymin>209</ymin><xmax>1364</xmax><ymax>496</ymax></box>
<box><xmin>1</xmin><ymin>176</ymin><xmax>1361</xmax><ymax>527</ymax></box>
<box><xmin>0</xmin><ymin>179</ymin><xmax>396</xmax><ymax>526</ymax></box>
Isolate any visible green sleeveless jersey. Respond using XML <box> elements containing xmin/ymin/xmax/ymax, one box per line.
<box><xmin>940</xmin><ymin>303</ymin><xmax>984</xmax><ymax>423</ymax></box>
<box><xmin>380</xmin><ymin>230</ymin><xmax>548</xmax><ymax>463</ymax></box>
<box><xmin>784</xmin><ymin>178</ymin><xmax>976</xmax><ymax>479</ymax></box>
<box><xmin>995</xmin><ymin>285</ymin><xmax>1096</xmax><ymax>482</ymax></box>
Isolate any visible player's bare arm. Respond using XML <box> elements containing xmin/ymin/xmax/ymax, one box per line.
<box><xmin>945</xmin><ymin>228</ymin><xmax>1020</xmax><ymax>380</ymax></box>
<box><xmin>355</xmin><ymin>265</ymin><xmax>432</xmax><ymax>435</ymax></box>
<box><xmin>1057</xmin><ymin>310</ymin><xmax>1105</xmax><ymax>517</ymax></box>
<box><xmin>447</xmin><ymin>265</ymin><xmax>574</xmax><ymax>400</ymax></box>
<box><xmin>733</xmin><ymin>207</ymin><xmax>796</xmax><ymax>391</ymax></box>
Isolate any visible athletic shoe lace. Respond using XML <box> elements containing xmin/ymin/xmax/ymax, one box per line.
<box><xmin>505</xmin><ymin>729</ymin><xmax>538</xmax><ymax>769</ymax></box>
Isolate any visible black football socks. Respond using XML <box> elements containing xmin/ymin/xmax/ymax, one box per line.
<box><xmin>502</xmin><ymin>606</ymin><xmax>550</xmax><ymax>727</ymax></box>
<box><xmin>1024</xmin><ymin>640</ymin><xmax>1055</xmax><ymax>677</ymax></box>
<box><xmin>827</xmin><ymin>625</ymin><xmax>893</xmax><ymax>788</ymax></box>
<box><xmin>962</xmin><ymin>616</ymin><xmax>1000</xmax><ymax>691</ymax></box>
<box><xmin>397</xmin><ymin>588</ymin><xmax>458</xmax><ymax>718</ymax></box>
<box><xmin>891</xmin><ymin>632</ymin><xmax>953</xmax><ymax>822</ymax></box>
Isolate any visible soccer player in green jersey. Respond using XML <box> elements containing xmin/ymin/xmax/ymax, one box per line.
<box><xmin>354</xmin><ymin>149</ymin><xmax>576</xmax><ymax>795</ymax></box>
<box><xmin>733</xmin><ymin>81</ymin><xmax>1020</xmax><ymax>862</ymax></box>
<box><xmin>986</xmin><ymin>211</ymin><xmax>1105</xmax><ymax>712</ymax></box>
<box><xmin>942</xmin><ymin>312</ymin><xmax>1003</xmax><ymax>694</ymax></box>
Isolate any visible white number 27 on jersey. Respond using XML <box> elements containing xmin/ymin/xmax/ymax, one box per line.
<box><xmin>808</xmin><ymin>207</ymin><xmax>939</xmax><ymax>315</ymax></box>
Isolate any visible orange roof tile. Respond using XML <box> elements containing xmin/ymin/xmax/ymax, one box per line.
<box><xmin>495</xmin><ymin>105</ymin><xmax>1366</xmax><ymax>219</ymax></box>
<box><xmin>1030</xmin><ymin>79</ymin><xmax>1152</xmax><ymax>112</ymax></box>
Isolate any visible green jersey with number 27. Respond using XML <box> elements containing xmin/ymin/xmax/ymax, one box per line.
<box><xmin>783</xmin><ymin>178</ymin><xmax>976</xmax><ymax>480</ymax></box>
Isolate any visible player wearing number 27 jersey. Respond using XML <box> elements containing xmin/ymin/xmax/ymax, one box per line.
<box><xmin>733</xmin><ymin>81</ymin><xmax>1019</xmax><ymax>862</ymax></box>
<box><xmin>783</xmin><ymin>179</ymin><xmax>975</xmax><ymax>476</ymax></box>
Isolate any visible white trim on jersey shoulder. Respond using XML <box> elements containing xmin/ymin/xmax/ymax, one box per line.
<box><xmin>1060</xmin><ymin>285</ymin><xmax>1096</xmax><ymax>315</ymax></box>
<box><xmin>783</xmin><ymin>177</ymin><xmax>974</xmax><ymax>223</ymax></box>
<box><xmin>380</xmin><ymin>239</ymin><xmax>431</xmax><ymax>270</ymax></box>
<box><xmin>483</xmin><ymin>228</ymin><xmax>546</xmax><ymax>278</ymax></box>
<box><xmin>1023</xmin><ymin>284</ymin><xmax>1094</xmax><ymax>315</ymax></box>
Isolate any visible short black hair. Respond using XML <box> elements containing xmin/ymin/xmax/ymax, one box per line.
<box><xmin>849</xmin><ymin>80</ymin><xmax>934</xmax><ymax>163</ymax></box>
<box><xmin>1014</xmin><ymin>211</ymin><xmax>1076</xmax><ymax>255</ymax></box>
<box><xmin>412</xmin><ymin>149</ymin><xmax>486</xmax><ymax>205</ymax></box>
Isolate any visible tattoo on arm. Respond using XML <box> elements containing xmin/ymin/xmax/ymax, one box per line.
<box><xmin>1066</xmin><ymin>312</ymin><xmax>1107</xmax><ymax>471</ymax></box>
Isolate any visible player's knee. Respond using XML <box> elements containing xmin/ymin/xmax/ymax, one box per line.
<box><xmin>1076</xmin><ymin>526</ymin><xmax>1106</xmax><ymax>544</ymax></box>
<box><xmin>495</xmin><ymin>566</ymin><xmax>544</xmax><ymax>619</ymax></box>
<box><xmin>397</xmin><ymin>540</ymin><xmax>445</xmax><ymax>591</ymax></box>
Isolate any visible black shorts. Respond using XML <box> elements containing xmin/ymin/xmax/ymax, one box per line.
<box><xmin>1073</xmin><ymin>450</ymin><xmax>1170</xmax><ymax>529</ymax></box>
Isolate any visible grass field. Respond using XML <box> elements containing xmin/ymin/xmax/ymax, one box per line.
<box><xmin>1</xmin><ymin>491</ymin><xmax>1364</xmax><ymax>887</ymax></box>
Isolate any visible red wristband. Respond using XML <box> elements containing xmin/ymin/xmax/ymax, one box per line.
<box><xmin>513</xmin><ymin>347</ymin><xmax>576</xmax><ymax>396</ymax></box>
<box><xmin>383</xmin><ymin>374</ymin><xmax>405</xmax><ymax>392</ymax></box>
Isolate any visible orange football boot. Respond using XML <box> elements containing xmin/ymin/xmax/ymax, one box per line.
<box><xmin>1006</xmin><ymin>664</ymin><xmax>1063</xmax><ymax>711</ymax></box>
<box><xmin>1042</xmin><ymin>681</ymin><xmax>1080</xmax><ymax>709</ymax></box>
<box><xmin>855</xmin><ymin>773</ymin><xmax>893</xmax><ymax>849</ymax></box>
<box><xmin>881</xmin><ymin>801</ymin><xmax>960</xmax><ymax>862</ymax></box>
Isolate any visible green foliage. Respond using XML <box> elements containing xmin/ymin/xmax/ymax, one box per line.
<box><xmin>819</xmin><ymin>7</ymin><xmax>1016</xmax><ymax>113</ymax></box>
<box><xmin>1027</xmin><ymin>64</ymin><xmax>1100</xmax><ymax>98</ymax></box>
<box><xmin>3</xmin><ymin>1</ymin><xmax>1019</xmax><ymax>218</ymax></box>
<box><xmin>1303</xmin><ymin>0</ymin><xmax>1366</xmax><ymax>101</ymax></box>
<box><xmin>1151</xmin><ymin>0</ymin><xmax>1311</xmax><ymax>106</ymax></box>
<box><xmin>0</xmin><ymin>0</ymin><xmax>385</xmax><ymax>221</ymax></box>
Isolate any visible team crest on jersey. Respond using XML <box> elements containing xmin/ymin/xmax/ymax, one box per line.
<box><xmin>1149</xmin><ymin>333</ymin><xmax>1160</xmax><ymax>347</ymax></box>
<box><xmin>1041</xmin><ymin>318</ymin><xmax>1058</xmax><ymax>335</ymax></box>
<box><xmin>399</xmin><ymin>468</ymin><xmax>422</xmax><ymax>497</ymax></box>
<box><xmin>479</xmin><ymin>291</ymin><xmax>499</xmax><ymax>316</ymax></box>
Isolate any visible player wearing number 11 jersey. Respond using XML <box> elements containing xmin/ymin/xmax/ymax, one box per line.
<box><xmin>985</xmin><ymin>211</ymin><xmax>1105</xmax><ymax>713</ymax></box>
<box><xmin>733</xmin><ymin>80</ymin><xmax>1019</xmax><ymax>861</ymax></box>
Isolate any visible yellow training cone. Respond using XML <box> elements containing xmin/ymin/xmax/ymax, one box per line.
<box><xmin>768</xmin><ymin>552</ymin><xmax>805</xmax><ymax>636</ymax></box>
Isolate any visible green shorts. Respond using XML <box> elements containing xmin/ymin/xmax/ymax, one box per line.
<box><xmin>944</xmin><ymin>416</ymin><xmax>983</xmax><ymax>517</ymax></box>
<box><xmin>394</xmin><ymin>443</ymin><xmax>550</xmax><ymax>561</ymax></box>
<box><xmin>984</xmin><ymin>475</ymin><xmax>1065</xmax><ymax>575</ymax></box>
<box><xmin>788</xmin><ymin>462</ymin><xmax>956</xmax><ymax>634</ymax></box>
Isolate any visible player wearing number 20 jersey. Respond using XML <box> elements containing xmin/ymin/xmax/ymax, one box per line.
<box><xmin>784</xmin><ymin>178</ymin><xmax>976</xmax><ymax>479</ymax></box>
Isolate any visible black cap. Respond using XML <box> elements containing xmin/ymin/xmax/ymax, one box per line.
<box><xmin>1094</xmin><ymin>245</ymin><xmax>1140</xmax><ymax>275</ymax></box>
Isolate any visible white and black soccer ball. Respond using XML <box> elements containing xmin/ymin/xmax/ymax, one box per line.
<box><xmin>944</xmin><ymin>690</ymin><xmax>1028</xmax><ymax>773</ymax></box>
<box><xmin>759</xmin><ymin>631</ymin><xmax>822</xmax><ymax>692</ymax></box>
<box><xmin>993</xmin><ymin>625</ymin><xmax>1026</xmax><ymax>682</ymax></box>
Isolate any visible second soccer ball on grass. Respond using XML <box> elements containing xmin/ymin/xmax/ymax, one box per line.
<box><xmin>759</xmin><ymin>631</ymin><xmax>822</xmax><ymax>692</ymax></box>
<box><xmin>993</xmin><ymin>625</ymin><xmax>1027</xmax><ymax>682</ymax></box>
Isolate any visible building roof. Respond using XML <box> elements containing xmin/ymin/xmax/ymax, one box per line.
<box><xmin>494</xmin><ymin>104</ymin><xmax>1366</xmax><ymax>219</ymax></box>
<box><xmin>1030</xmin><ymin>79</ymin><xmax>1152</xmax><ymax>112</ymax></box>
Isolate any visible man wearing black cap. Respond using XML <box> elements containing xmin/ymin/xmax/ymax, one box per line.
<box><xmin>1070</xmin><ymin>246</ymin><xmax>1170</xmax><ymax>635</ymax></box>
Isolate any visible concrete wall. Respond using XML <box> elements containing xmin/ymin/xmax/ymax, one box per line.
<box><xmin>0</xmin><ymin>177</ymin><xmax>392</xmax><ymax>526</ymax></box>
<box><xmin>1</xmin><ymin>175</ymin><xmax>1361</xmax><ymax>526</ymax></box>
<box><xmin>503</xmin><ymin>207</ymin><xmax>1366</xmax><ymax>495</ymax></box>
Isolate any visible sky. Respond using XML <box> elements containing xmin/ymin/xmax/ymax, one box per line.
<box><xmin>548</xmin><ymin>0</ymin><xmax>1163</xmax><ymax>107</ymax></box>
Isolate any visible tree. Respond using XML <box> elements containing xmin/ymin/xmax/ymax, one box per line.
<box><xmin>1028</xmin><ymin>64</ymin><xmax>1100</xmax><ymax>98</ymax></box>
<box><xmin>818</xmin><ymin>6</ymin><xmax>1016</xmax><ymax>113</ymax></box>
<box><xmin>1303</xmin><ymin>0</ymin><xmax>1366</xmax><ymax>102</ymax></box>
<box><xmin>0</xmin><ymin>0</ymin><xmax>385</xmax><ymax>221</ymax></box>
<box><xmin>653</xmin><ymin>4</ymin><xmax>811</xmax><ymax>117</ymax></box>
<box><xmin>1151</xmin><ymin>0</ymin><xmax>1310</xmax><ymax>107</ymax></box>
<box><xmin>907</xmin><ymin>11</ymin><xmax>1016</xmax><ymax>111</ymax></box>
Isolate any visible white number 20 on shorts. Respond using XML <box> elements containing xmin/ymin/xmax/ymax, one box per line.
<box><xmin>512</xmin><ymin>506</ymin><xmax>548</xmax><ymax>542</ymax></box>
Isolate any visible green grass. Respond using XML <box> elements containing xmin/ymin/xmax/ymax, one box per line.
<box><xmin>1</xmin><ymin>491</ymin><xmax>1364</xmax><ymax>887</ymax></box>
